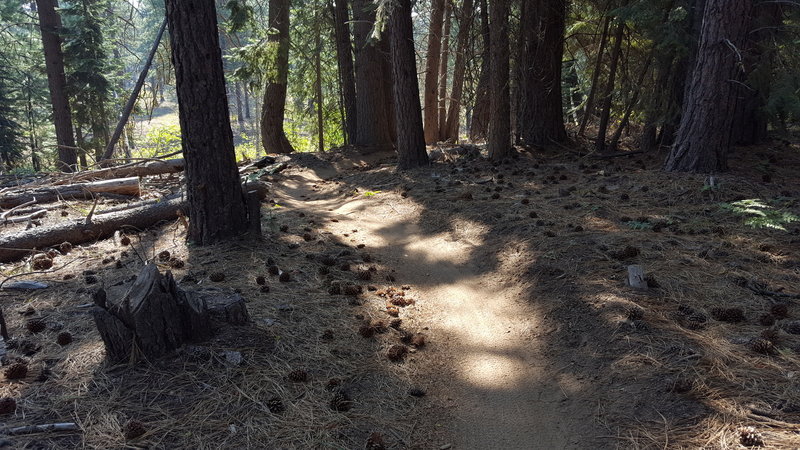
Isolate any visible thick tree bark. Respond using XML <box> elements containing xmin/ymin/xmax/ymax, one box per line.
<box><xmin>730</xmin><ymin>2</ymin><xmax>781</xmax><ymax>146</ymax></box>
<box><xmin>664</xmin><ymin>0</ymin><xmax>753</xmax><ymax>172</ymax></box>
<box><xmin>260</xmin><ymin>0</ymin><xmax>295</xmax><ymax>154</ymax></box>
<box><xmin>165</xmin><ymin>0</ymin><xmax>250</xmax><ymax>244</ymax></box>
<box><xmin>594</xmin><ymin>22</ymin><xmax>625</xmax><ymax>154</ymax></box>
<box><xmin>352</xmin><ymin>0</ymin><xmax>393</xmax><ymax>153</ymax></box>
<box><xmin>437</xmin><ymin>0</ymin><xmax>452</xmax><ymax>141</ymax></box>
<box><xmin>332</xmin><ymin>0</ymin><xmax>357</xmax><ymax>145</ymax></box>
<box><xmin>443</xmin><ymin>0</ymin><xmax>474</xmax><ymax>142</ymax></box>
<box><xmin>578</xmin><ymin>15</ymin><xmax>611</xmax><ymax>136</ymax></box>
<box><xmin>518</xmin><ymin>0</ymin><xmax>567</xmax><ymax>147</ymax></box>
<box><xmin>487</xmin><ymin>0</ymin><xmax>510</xmax><ymax>160</ymax></box>
<box><xmin>468</xmin><ymin>0</ymin><xmax>491</xmax><ymax>141</ymax></box>
<box><xmin>389</xmin><ymin>0</ymin><xmax>429</xmax><ymax>170</ymax></box>
<box><xmin>423</xmin><ymin>0</ymin><xmax>446</xmax><ymax>144</ymax></box>
<box><xmin>35</xmin><ymin>0</ymin><xmax>77</xmax><ymax>172</ymax></box>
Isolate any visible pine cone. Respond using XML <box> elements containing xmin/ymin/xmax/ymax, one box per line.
<box><xmin>751</xmin><ymin>338</ymin><xmax>776</xmax><ymax>355</ymax></box>
<box><xmin>387</xmin><ymin>345</ymin><xmax>408</xmax><ymax>362</ymax></box>
<box><xmin>711</xmin><ymin>307</ymin><xmax>745</xmax><ymax>323</ymax></box>
<box><xmin>770</xmin><ymin>303</ymin><xmax>789</xmax><ymax>319</ymax></box>
<box><xmin>266</xmin><ymin>396</ymin><xmax>285</xmax><ymax>413</ymax></box>
<box><xmin>4</xmin><ymin>362</ymin><xmax>28</xmax><ymax>380</ymax></box>
<box><xmin>26</xmin><ymin>319</ymin><xmax>47</xmax><ymax>334</ymax></box>
<box><xmin>123</xmin><ymin>419</ymin><xmax>146</xmax><ymax>440</ymax></box>
<box><xmin>287</xmin><ymin>369</ymin><xmax>309</xmax><ymax>382</ymax></box>
<box><xmin>329</xmin><ymin>390</ymin><xmax>352</xmax><ymax>412</ymax></box>
<box><xmin>366</xmin><ymin>432</ymin><xmax>386</xmax><ymax>450</ymax></box>
<box><xmin>0</xmin><ymin>397</ymin><xmax>16</xmax><ymax>414</ymax></box>
<box><xmin>739</xmin><ymin>426</ymin><xmax>764</xmax><ymax>447</ymax></box>
<box><xmin>56</xmin><ymin>331</ymin><xmax>73</xmax><ymax>346</ymax></box>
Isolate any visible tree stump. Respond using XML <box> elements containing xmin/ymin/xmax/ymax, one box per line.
<box><xmin>93</xmin><ymin>263</ymin><xmax>249</xmax><ymax>363</ymax></box>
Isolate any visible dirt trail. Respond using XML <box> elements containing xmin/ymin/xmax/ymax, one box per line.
<box><xmin>275</xmin><ymin>167</ymin><xmax>603</xmax><ymax>449</ymax></box>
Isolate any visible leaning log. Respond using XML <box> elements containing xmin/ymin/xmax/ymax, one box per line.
<box><xmin>59</xmin><ymin>159</ymin><xmax>185</xmax><ymax>183</ymax></box>
<box><xmin>0</xmin><ymin>177</ymin><xmax>141</xmax><ymax>208</ymax></box>
<box><xmin>93</xmin><ymin>263</ymin><xmax>249</xmax><ymax>363</ymax></box>
<box><xmin>0</xmin><ymin>196</ymin><xmax>185</xmax><ymax>262</ymax></box>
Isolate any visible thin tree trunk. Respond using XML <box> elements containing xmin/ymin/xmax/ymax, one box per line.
<box><xmin>315</xmin><ymin>3</ymin><xmax>324</xmax><ymax>153</ymax></box>
<box><xmin>664</xmin><ymin>0</ymin><xmax>753</xmax><ymax>172</ymax></box>
<box><xmin>332</xmin><ymin>0</ymin><xmax>357</xmax><ymax>145</ymax></box>
<box><xmin>468</xmin><ymin>0</ymin><xmax>490</xmax><ymax>141</ymax></box>
<box><xmin>578</xmin><ymin>14</ymin><xmax>611</xmax><ymax>136</ymax></box>
<box><xmin>437</xmin><ymin>0</ymin><xmax>452</xmax><ymax>141</ymax></box>
<box><xmin>487</xmin><ymin>0</ymin><xmax>510</xmax><ymax>160</ymax></box>
<box><xmin>609</xmin><ymin>50</ymin><xmax>654</xmax><ymax>151</ymax></box>
<box><xmin>260</xmin><ymin>0</ymin><xmax>295</xmax><ymax>154</ymax></box>
<box><xmin>243</xmin><ymin>85</ymin><xmax>251</xmax><ymax>119</ymax></box>
<box><xmin>100</xmin><ymin>18</ymin><xmax>167</xmax><ymax>162</ymax></box>
<box><xmin>594</xmin><ymin>21</ymin><xmax>624</xmax><ymax>154</ymax></box>
<box><xmin>165</xmin><ymin>0</ymin><xmax>250</xmax><ymax>243</ymax></box>
<box><xmin>423</xmin><ymin>0</ymin><xmax>446</xmax><ymax>144</ymax></box>
<box><xmin>444</xmin><ymin>0</ymin><xmax>474</xmax><ymax>142</ymax></box>
<box><xmin>390</xmin><ymin>0</ymin><xmax>429</xmax><ymax>169</ymax></box>
<box><xmin>35</xmin><ymin>0</ymin><xmax>77</xmax><ymax>172</ymax></box>
<box><xmin>235</xmin><ymin>81</ymin><xmax>245</xmax><ymax>127</ymax></box>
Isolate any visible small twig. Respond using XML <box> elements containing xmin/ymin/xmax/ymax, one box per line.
<box><xmin>4</xmin><ymin>422</ymin><xmax>80</xmax><ymax>435</ymax></box>
<box><xmin>0</xmin><ymin>197</ymin><xmax>37</xmax><ymax>219</ymax></box>
<box><xmin>2</xmin><ymin>209</ymin><xmax>46</xmax><ymax>225</ymax></box>
<box><xmin>85</xmin><ymin>196</ymin><xmax>100</xmax><ymax>225</ymax></box>
<box><xmin>745</xmin><ymin>280</ymin><xmax>800</xmax><ymax>301</ymax></box>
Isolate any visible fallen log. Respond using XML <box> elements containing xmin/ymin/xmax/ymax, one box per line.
<box><xmin>59</xmin><ymin>158</ymin><xmax>185</xmax><ymax>183</ymax></box>
<box><xmin>0</xmin><ymin>196</ymin><xmax>185</xmax><ymax>262</ymax></box>
<box><xmin>0</xmin><ymin>177</ymin><xmax>141</xmax><ymax>208</ymax></box>
<box><xmin>0</xmin><ymin>181</ymin><xmax>269</xmax><ymax>262</ymax></box>
<box><xmin>93</xmin><ymin>263</ymin><xmax>249</xmax><ymax>363</ymax></box>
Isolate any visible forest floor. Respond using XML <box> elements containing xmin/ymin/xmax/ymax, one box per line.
<box><xmin>0</xmin><ymin>138</ymin><xmax>799</xmax><ymax>448</ymax></box>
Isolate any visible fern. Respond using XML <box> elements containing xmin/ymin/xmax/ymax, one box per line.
<box><xmin>720</xmin><ymin>199</ymin><xmax>800</xmax><ymax>230</ymax></box>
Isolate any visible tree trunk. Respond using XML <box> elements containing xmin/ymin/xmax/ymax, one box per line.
<box><xmin>578</xmin><ymin>15</ymin><xmax>611</xmax><ymax>136</ymax></box>
<box><xmin>444</xmin><ymin>0</ymin><xmax>474</xmax><ymax>142</ymax></box>
<box><xmin>518</xmin><ymin>0</ymin><xmax>567</xmax><ymax>147</ymax></box>
<box><xmin>260</xmin><ymin>0</ymin><xmax>295</xmax><ymax>154</ymax></box>
<box><xmin>389</xmin><ymin>0</ymin><xmax>429</xmax><ymax>170</ymax></box>
<box><xmin>594</xmin><ymin>21</ymin><xmax>625</xmax><ymax>154</ymax></box>
<box><xmin>487</xmin><ymin>0</ymin><xmax>510</xmax><ymax>160</ymax></box>
<box><xmin>352</xmin><ymin>0</ymin><xmax>393</xmax><ymax>153</ymax></box>
<box><xmin>437</xmin><ymin>0</ymin><xmax>452</xmax><ymax>141</ymax></box>
<box><xmin>664</xmin><ymin>0</ymin><xmax>753</xmax><ymax>173</ymax></box>
<box><xmin>423</xmin><ymin>0</ymin><xmax>446</xmax><ymax>144</ymax></box>
<box><xmin>165</xmin><ymin>0</ymin><xmax>250</xmax><ymax>244</ymax></box>
<box><xmin>379</xmin><ymin>34</ymin><xmax>397</xmax><ymax>145</ymax></box>
<box><xmin>235</xmin><ymin>81</ymin><xmax>245</xmax><ymax>127</ymax></box>
<box><xmin>35</xmin><ymin>0</ymin><xmax>77</xmax><ymax>172</ymax></box>
<box><xmin>468</xmin><ymin>0</ymin><xmax>490</xmax><ymax>142</ymax></box>
<box><xmin>314</xmin><ymin>3</ymin><xmax>324</xmax><ymax>153</ymax></box>
<box><xmin>332</xmin><ymin>0</ymin><xmax>357</xmax><ymax>145</ymax></box>
<box><xmin>730</xmin><ymin>2</ymin><xmax>781</xmax><ymax>146</ymax></box>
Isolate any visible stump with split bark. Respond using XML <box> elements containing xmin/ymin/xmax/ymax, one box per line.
<box><xmin>93</xmin><ymin>263</ymin><xmax>249</xmax><ymax>363</ymax></box>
